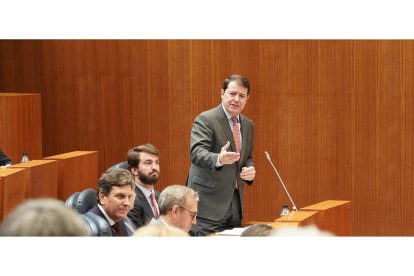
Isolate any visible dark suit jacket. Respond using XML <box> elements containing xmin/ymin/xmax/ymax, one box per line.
<box><xmin>127</xmin><ymin>185</ymin><xmax>160</xmax><ymax>229</ymax></box>
<box><xmin>187</xmin><ymin>104</ymin><xmax>254</xmax><ymax>221</ymax></box>
<box><xmin>0</xmin><ymin>150</ymin><xmax>12</xmax><ymax>166</ymax></box>
<box><xmin>87</xmin><ymin>205</ymin><xmax>133</xmax><ymax>236</ymax></box>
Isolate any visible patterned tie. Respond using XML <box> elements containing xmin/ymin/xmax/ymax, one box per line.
<box><xmin>232</xmin><ymin>117</ymin><xmax>241</xmax><ymax>189</ymax></box>
<box><xmin>112</xmin><ymin>222</ymin><xmax>124</xmax><ymax>236</ymax></box>
<box><xmin>231</xmin><ymin>117</ymin><xmax>241</xmax><ymax>153</ymax></box>
<box><xmin>150</xmin><ymin>190</ymin><xmax>159</xmax><ymax>219</ymax></box>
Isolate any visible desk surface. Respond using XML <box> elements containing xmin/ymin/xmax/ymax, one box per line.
<box><xmin>44</xmin><ymin>151</ymin><xmax>97</xmax><ymax>159</ymax></box>
<box><xmin>10</xmin><ymin>159</ymin><xmax>57</xmax><ymax>168</ymax></box>
<box><xmin>301</xmin><ymin>200</ymin><xmax>351</xmax><ymax>211</ymax></box>
<box><xmin>275</xmin><ymin>210</ymin><xmax>318</xmax><ymax>222</ymax></box>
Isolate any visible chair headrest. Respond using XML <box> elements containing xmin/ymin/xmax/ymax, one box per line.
<box><xmin>65</xmin><ymin>191</ymin><xmax>80</xmax><ymax>210</ymax></box>
<box><xmin>106</xmin><ymin>161</ymin><xmax>128</xmax><ymax>172</ymax></box>
<box><xmin>65</xmin><ymin>188</ymin><xmax>97</xmax><ymax>214</ymax></box>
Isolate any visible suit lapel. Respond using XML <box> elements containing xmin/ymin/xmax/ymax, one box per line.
<box><xmin>135</xmin><ymin>186</ymin><xmax>155</xmax><ymax>219</ymax></box>
<box><xmin>239</xmin><ymin>115</ymin><xmax>248</xmax><ymax>163</ymax></box>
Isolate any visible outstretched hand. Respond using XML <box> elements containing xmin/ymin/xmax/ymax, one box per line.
<box><xmin>218</xmin><ymin>141</ymin><xmax>240</xmax><ymax>165</ymax></box>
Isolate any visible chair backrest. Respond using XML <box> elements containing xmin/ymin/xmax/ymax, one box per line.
<box><xmin>106</xmin><ymin>161</ymin><xmax>128</xmax><ymax>172</ymax></box>
<box><xmin>65</xmin><ymin>188</ymin><xmax>97</xmax><ymax>214</ymax></box>
<box><xmin>82</xmin><ymin>212</ymin><xmax>112</xmax><ymax>236</ymax></box>
<box><xmin>66</xmin><ymin>188</ymin><xmax>112</xmax><ymax>236</ymax></box>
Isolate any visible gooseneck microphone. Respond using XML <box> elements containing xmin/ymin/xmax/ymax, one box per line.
<box><xmin>264</xmin><ymin>151</ymin><xmax>298</xmax><ymax>212</ymax></box>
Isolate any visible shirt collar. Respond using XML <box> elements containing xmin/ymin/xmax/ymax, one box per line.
<box><xmin>98</xmin><ymin>204</ymin><xmax>116</xmax><ymax>226</ymax></box>
<box><xmin>135</xmin><ymin>182</ymin><xmax>154</xmax><ymax>199</ymax></box>
<box><xmin>221</xmin><ymin>103</ymin><xmax>240</xmax><ymax>122</ymax></box>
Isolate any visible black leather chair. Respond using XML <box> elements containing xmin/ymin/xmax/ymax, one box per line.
<box><xmin>66</xmin><ymin>188</ymin><xmax>97</xmax><ymax>214</ymax></box>
<box><xmin>106</xmin><ymin>161</ymin><xmax>128</xmax><ymax>172</ymax></box>
<box><xmin>65</xmin><ymin>188</ymin><xmax>112</xmax><ymax>236</ymax></box>
<box><xmin>82</xmin><ymin>212</ymin><xmax>113</xmax><ymax>236</ymax></box>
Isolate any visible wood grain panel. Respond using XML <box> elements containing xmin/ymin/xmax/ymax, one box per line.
<box><xmin>0</xmin><ymin>93</ymin><xmax>42</xmax><ymax>163</ymax></box>
<box><xmin>2</xmin><ymin>40</ymin><xmax>414</xmax><ymax>235</ymax></box>
<box><xmin>0</xmin><ymin>168</ymin><xmax>28</xmax><ymax>221</ymax></box>
<box><xmin>10</xmin><ymin>159</ymin><xmax>59</xmax><ymax>199</ymax></box>
<box><xmin>402</xmin><ymin>41</ymin><xmax>414</xmax><ymax>235</ymax></box>
<box><xmin>43</xmin><ymin>151</ymin><xmax>98</xmax><ymax>200</ymax></box>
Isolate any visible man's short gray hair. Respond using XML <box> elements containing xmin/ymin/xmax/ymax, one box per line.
<box><xmin>158</xmin><ymin>185</ymin><xmax>199</xmax><ymax>215</ymax></box>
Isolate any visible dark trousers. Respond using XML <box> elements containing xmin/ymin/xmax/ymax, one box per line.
<box><xmin>190</xmin><ymin>189</ymin><xmax>242</xmax><ymax>236</ymax></box>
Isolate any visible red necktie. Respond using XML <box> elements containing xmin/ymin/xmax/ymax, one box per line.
<box><xmin>231</xmin><ymin>117</ymin><xmax>241</xmax><ymax>153</ymax></box>
<box><xmin>112</xmin><ymin>222</ymin><xmax>124</xmax><ymax>236</ymax></box>
<box><xmin>232</xmin><ymin>117</ymin><xmax>241</xmax><ymax>189</ymax></box>
<box><xmin>150</xmin><ymin>191</ymin><xmax>159</xmax><ymax>219</ymax></box>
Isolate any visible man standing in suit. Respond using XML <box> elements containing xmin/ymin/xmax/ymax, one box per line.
<box><xmin>187</xmin><ymin>74</ymin><xmax>256</xmax><ymax>236</ymax></box>
<box><xmin>127</xmin><ymin>143</ymin><xmax>161</xmax><ymax>229</ymax></box>
<box><xmin>88</xmin><ymin>168</ymin><xmax>135</xmax><ymax>236</ymax></box>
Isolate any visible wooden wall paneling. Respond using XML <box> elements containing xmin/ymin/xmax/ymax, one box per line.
<box><xmin>302</xmin><ymin>40</ymin><xmax>324</xmax><ymax>207</ymax></box>
<box><xmin>142</xmin><ymin>40</ymin><xmax>170</xmax><ymax>191</ymax></box>
<box><xmin>169</xmin><ymin>40</ymin><xmax>191</xmax><ymax>185</ymax></box>
<box><xmin>353</xmin><ymin>41</ymin><xmax>380</xmax><ymax>235</ymax></box>
<box><xmin>377</xmin><ymin>41</ymin><xmax>404</xmax><ymax>235</ymax></box>
<box><xmin>281</xmin><ymin>40</ymin><xmax>306</xmax><ymax>215</ymax></box>
<box><xmin>402</xmin><ymin>41</ymin><xmax>414</xmax><ymax>235</ymax></box>
<box><xmin>93</xmin><ymin>41</ymin><xmax>120</xmax><ymax>173</ymax></box>
<box><xmin>0</xmin><ymin>41</ymin><xmax>15</xmax><ymax>89</ymax></box>
<box><xmin>330</xmin><ymin>41</ymin><xmax>354</xmax><ymax>202</ymax></box>
<box><xmin>75</xmin><ymin>41</ymin><xmax>99</xmax><ymax>157</ymax></box>
<box><xmin>114</xmin><ymin>40</ymin><xmax>151</xmax><ymax>172</ymax></box>
<box><xmin>39</xmin><ymin>40</ymin><xmax>57</xmax><ymax>156</ymax></box>
<box><xmin>315</xmin><ymin>41</ymin><xmax>335</xmax><ymax>205</ymax></box>
<box><xmin>0</xmin><ymin>93</ymin><xmax>42</xmax><ymax>163</ymax></box>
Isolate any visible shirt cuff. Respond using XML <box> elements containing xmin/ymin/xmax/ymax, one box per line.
<box><xmin>215</xmin><ymin>153</ymin><xmax>224</xmax><ymax>167</ymax></box>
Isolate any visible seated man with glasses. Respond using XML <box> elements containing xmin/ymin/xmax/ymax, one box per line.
<box><xmin>149</xmin><ymin>184</ymin><xmax>199</xmax><ymax>235</ymax></box>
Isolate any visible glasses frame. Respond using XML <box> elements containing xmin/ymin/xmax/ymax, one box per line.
<box><xmin>178</xmin><ymin>205</ymin><xmax>197</xmax><ymax>220</ymax></box>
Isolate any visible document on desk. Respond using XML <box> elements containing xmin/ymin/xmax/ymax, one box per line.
<box><xmin>215</xmin><ymin>227</ymin><xmax>246</xmax><ymax>236</ymax></box>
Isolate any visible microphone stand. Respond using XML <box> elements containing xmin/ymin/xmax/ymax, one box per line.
<box><xmin>264</xmin><ymin>151</ymin><xmax>298</xmax><ymax>212</ymax></box>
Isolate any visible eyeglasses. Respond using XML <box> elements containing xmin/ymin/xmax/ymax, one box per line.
<box><xmin>178</xmin><ymin>205</ymin><xmax>197</xmax><ymax>220</ymax></box>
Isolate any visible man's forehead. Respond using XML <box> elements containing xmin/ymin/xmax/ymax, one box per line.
<box><xmin>226</xmin><ymin>82</ymin><xmax>248</xmax><ymax>92</ymax></box>
<box><xmin>110</xmin><ymin>185</ymin><xmax>133</xmax><ymax>194</ymax></box>
<box><xmin>139</xmin><ymin>152</ymin><xmax>159</xmax><ymax>160</ymax></box>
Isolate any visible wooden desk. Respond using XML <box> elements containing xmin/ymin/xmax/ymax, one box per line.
<box><xmin>247</xmin><ymin>221</ymin><xmax>300</xmax><ymax>229</ymax></box>
<box><xmin>10</xmin><ymin>160</ymin><xmax>59</xmax><ymax>199</ymax></box>
<box><xmin>274</xmin><ymin>210</ymin><xmax>319</xmax><ymax>226</ymax></box>
<box><xmin>301</xmin><ymin>200</ymin><xmax>352</xmax><ymax>236</ymax></box>
<box><xmin>0</xmin><ymin>168</ymin><xmax>28</xmax><ymax>221</ymax></box>
<box><xmin>43</xmin><ymin>151</ymin><xmax>98</xmax><ymax>201</ymax></box>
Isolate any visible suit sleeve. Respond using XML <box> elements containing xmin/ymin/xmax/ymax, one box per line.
<box><xmin>0</xmin><ymin>150</ymin><xmax>13</xmax><ymax>166</ymax></box>
<box><xmin>189</xmin><ymin>114</ymin><xmax>220</xmax><ymax>169</ymax></box>
<box><xmin>127</xmin><ymin>201</ymin><xmax>146</xmax><ymax>228</ymax></box>
<box><xmin>243</xmin><ymin>121</ymin><xmax>255</xmax><ymax>185</ymax></box>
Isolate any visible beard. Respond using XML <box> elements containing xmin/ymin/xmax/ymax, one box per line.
<box><xmin>138</xmin><ymin>170</ymin><xmax>159</xmax><ymax>185</ymax></box>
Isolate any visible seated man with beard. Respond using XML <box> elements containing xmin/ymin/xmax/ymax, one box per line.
<box><xmin>127</xmin><ymin>143</ymin><xmax>161</xmax><ymax>229</ymax></box>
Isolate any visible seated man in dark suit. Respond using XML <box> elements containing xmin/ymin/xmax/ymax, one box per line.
<box><xmin>126</xmin><ymin>143</ymin><xmax>161</xmax><ymax>229</ymax></box>
<box><xmin>88</xmin><ymin>168</ymin><xmax>136</xmax><ymax>236</ymax></box>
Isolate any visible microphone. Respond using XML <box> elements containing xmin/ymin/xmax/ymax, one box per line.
<box><xmin>264</xmin><ymin>151</ymin><xmax>298</xmax><ymax>212</ymax></box>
